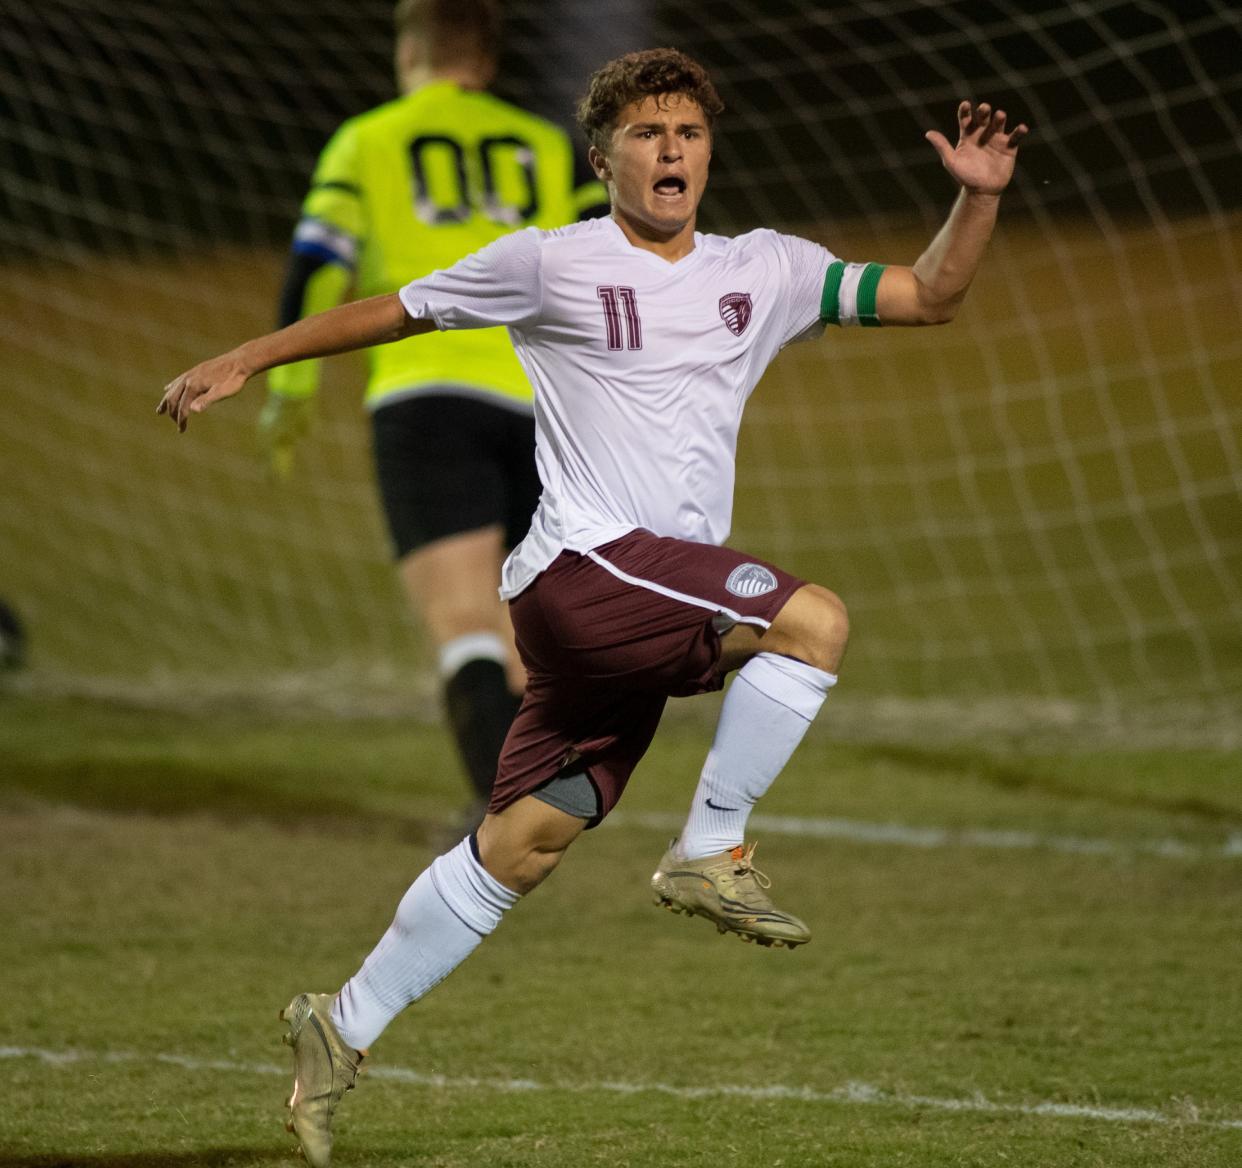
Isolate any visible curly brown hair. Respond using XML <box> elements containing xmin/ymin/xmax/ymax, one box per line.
<box><xmin>577</xmin><ymin>48</ymin><xmax>725</xmax><ymax>153</ymax></box>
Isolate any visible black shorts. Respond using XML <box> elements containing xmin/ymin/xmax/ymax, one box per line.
<box><xmin>371</xmin><ymin>392</ymin><xmax>541</xmax><ymax>559</ymax></box>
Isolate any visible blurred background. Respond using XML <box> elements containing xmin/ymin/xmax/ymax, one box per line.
<box><xmin>2</xmin><ymin>0</ymin><xmax>1239</xmax><ymax>744</ymax></box>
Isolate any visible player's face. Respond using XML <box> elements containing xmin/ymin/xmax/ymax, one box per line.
<box><xmin>591</xmin><ymin>93</ymin><xmax>712</xmax><ymax>249</ymax></box>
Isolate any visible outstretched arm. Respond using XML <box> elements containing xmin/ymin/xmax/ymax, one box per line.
<box><xmin>157</xmin><ymin>293</ymin><xmax>433</xmax><ymax>432</ymax></box>
<box><xmin>876</xmin><ymin>101</ymin><xmax>1029</xmax><ymax>326</ymax></box>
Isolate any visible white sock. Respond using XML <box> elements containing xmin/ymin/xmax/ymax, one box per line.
<box><xmin>331</xmin><ymin>837</ymin><xmax>519</xmax><ymax>1051</ymax></box>
<box><xmin>437</xmin><ymin>631</ymin><xmax>507</xmax><ymax>677</ymax></box>
<box><xmin>677</xmin><ymin>653</ymin><xmax>836</xmax><ymax>860</ymax></box>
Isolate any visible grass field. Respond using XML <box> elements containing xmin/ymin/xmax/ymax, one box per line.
<box><xmin>2</xmin><ymin>691</ymin><xmax>1240</xmax><ymax>1166</ymax></box>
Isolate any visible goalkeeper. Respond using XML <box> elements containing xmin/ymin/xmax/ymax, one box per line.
<box><xmin>260</xmin><ymin>0</ymin><xmax>603</xmax><ymax>828</ymax></box>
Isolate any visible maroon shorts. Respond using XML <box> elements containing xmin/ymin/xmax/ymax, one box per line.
<box><xmin>489</xmin><ymin>529</ymin><xmax>805</xmax><ymax>825</ymax></box>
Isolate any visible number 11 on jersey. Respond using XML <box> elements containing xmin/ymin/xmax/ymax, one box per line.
<box><xmin>596</xmin><ymin>285</ymin><xmax>642</xmax><ymax>351</ymax></box>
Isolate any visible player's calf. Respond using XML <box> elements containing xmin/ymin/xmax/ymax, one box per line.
<box><xmin>476</xmin><ymin>793</ymin><xmax>588</xmax><ymax>894</ymax></box>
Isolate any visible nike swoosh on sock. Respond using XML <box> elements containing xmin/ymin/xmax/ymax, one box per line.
<box><xmin>705</xmin><ymin>798</ymin><xmax>739</xmax><ymax>812</ymax></box>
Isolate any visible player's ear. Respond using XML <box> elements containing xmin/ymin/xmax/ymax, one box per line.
<box><xmin>588</xmin><ymin>145</ymin><xmax>611</xmax><ymax>182</ymax></box>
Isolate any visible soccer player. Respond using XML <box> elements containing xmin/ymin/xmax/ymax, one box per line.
<box><xmin>259</xmin><ymin>0</ymin><xmax>603</xmax><ymax>828</ymax></box>
<box><xmin>159</xmin><ymin>48</ymin><xmax>1026</xmax><ymax>1168</ymax></box>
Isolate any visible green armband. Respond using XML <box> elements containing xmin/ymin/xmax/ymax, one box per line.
<box><xmin>856</xmin><ymin>262</ymin><xmax>885</xmax><ymax>327</ymax></box>
<box><xmin>820</xmin><ymin>261</ymin><xmax>887</xmax><ymax>327</ymax></box>
<box><xmin>819</xmin><ymin>261</ymin><xmax>846</xmax><ymax>325</ymax></box>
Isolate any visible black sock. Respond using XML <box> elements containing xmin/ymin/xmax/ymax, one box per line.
<box><xmin>443</xmin><ymin>658</ymin><xmax>522</xmax><ymax>801</ymax></box>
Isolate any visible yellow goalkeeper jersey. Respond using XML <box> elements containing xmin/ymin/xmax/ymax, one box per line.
<box><xmin>270</xmin><ymin>81</ymin><xmax>596</xmax><ymax>408</ymax></box>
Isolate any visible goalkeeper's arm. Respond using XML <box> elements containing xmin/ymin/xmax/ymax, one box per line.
<box><xmin>258</xmin><ymin>252</ymin><xmax>353</xmax><ymax>477</ymax></box>
<box><xmin>158</xmin><ymin>295</ymin><xmax>433</xmax><ymax>433</ymax></box>
<box><xmin>267</xmin><ymin>251</ymin><xmax>354</xmax><ymax>398</ymax></box>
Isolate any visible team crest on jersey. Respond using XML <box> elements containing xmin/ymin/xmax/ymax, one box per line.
<box><xmin>725</xmin><ymin>562</ymin><xmax>778</xmax><ymax>598</ymax></box>
<box><xmin>719</xmin><ymin>292</ymin><xmax>753</xmax><ymax>336</ymax></box>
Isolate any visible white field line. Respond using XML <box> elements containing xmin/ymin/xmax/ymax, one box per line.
<box><xmin>606</xmin><ymin>810</ymin><xmax>1242</xmax><ymax>861</ymax></box>
<box><xmin>1</xmin><ymin>1045</ymin><xmax>1237</xmax><ymax>1131</ymax></box>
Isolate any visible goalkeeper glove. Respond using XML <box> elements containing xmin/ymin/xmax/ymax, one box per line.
<box><xmin>257</xmin><ymin>394</ymin><xmax>315</xmax><ymax>481</ymax></box>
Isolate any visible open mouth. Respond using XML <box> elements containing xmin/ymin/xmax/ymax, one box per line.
<box><xmin>653</xmin><ymin>176</ymin><xmax>687</xmax><ymax>197</ymax></box>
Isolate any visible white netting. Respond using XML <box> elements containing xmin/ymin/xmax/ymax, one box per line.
<box><xmin>1</xmin><ymin>0</ymin><xmax>1239</xmax><ymax>738</ymax></box>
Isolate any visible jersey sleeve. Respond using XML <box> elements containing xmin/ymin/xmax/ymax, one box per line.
<box><xmin>294</xmin><ymin>123</ymin><xmax>367</xmax><ymax>270</ymax></box>
<box><xmin>774</xmin><ymin>232</ymin><xmax>889</xmax><ymax>345</ymax></box>
<box><xmin>269</xmin><ymin>122</ymin><xmax>366</xmax><ymax>399</ymax></box>
<box><xmin>774</xmin><ymin>233</ymin><xmax>837</xmax><ymax>347</ymax></box>
<box><xmin>398</xmin><ymin>227</ymin><xmax>543</xmax><ymax>331</ymax></box>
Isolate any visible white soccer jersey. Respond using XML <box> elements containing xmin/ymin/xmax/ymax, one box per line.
<box><xmin>398</xmin><ymin>216</ymin><xmax>881</xmax><ymax>598</ymax></box>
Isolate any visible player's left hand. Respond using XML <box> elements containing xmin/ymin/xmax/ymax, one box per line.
<box><xmin>157</xmin><ymin>351</ymin><xmax>251</xmax><ymax>432</ymax></box>
<box><xmin>925</xmin><ymin>101</ymin><xmax>1029</xmax><ymax>196</ymax></box>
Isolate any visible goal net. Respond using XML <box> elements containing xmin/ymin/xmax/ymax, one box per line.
<box><xmin>2</xmin><ymin>0</ymin><xmax>1239</xmax><ymax>741</ymax></box>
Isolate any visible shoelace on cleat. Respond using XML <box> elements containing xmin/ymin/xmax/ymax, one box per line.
<box><xmin>729</xmin><ymin>843</ymin><xmax>772</xmax><ymax>890</ymax></box>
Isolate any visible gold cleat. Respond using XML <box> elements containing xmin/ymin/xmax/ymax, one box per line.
<box><xmin>279</xmin><ymin>992</ymin><xmax>364</xmax><ymax>1168</ymax></box>
<box><xmin>651</xmin><ymin>841</ymin><xmax>811</xmax><ymax>949</ymax></box>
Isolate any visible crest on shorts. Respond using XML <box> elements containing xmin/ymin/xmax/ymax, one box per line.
<box><xmin>726</xmin><ymin>562</ymin><xmax>777</xmax><ymax>598</ymax></box>
<box><xmin>719</xmin><ymin>292</ymin><xmax>753</xmax><ymax>336</ymax></box>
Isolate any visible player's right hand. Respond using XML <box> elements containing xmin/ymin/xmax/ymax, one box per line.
<box><xmin>157</xmin><ymin>351</ymin><xmax>251</xmax><ymax>432</ymax></box>
<box><xmin>257</xmin><ymin>394</ymin><xmax>315</xmax><ymax>480</ymax></box>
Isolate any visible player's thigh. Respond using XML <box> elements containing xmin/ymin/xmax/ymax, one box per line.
<box><xmin>398</xmin><ymin>525</ymin><xmax>509</xmax><ymax>642</ymax></box>
<box><xmin>549</xmin><ymin>531</ymin><xmax>805</xmax><ymax>691</ymax></box>
<box><xmin>490</xmin><ymin>672</ymin><xmax>668</xmax><ymax>827</ymax></box>
<box><xmin>718</xmin><ymin>583</ymin><xmax>849</xmax><ymax>675</ymax></box>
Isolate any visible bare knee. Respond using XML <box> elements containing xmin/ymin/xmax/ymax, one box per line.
<box><xmin>816</xmin><ymin>585</ymin><xmax>850</xmax><ymax>649</ymax></box>
<box><xmin>765</xmin><ymin>584</ymin><xmax>849</xmax><ymax>674</ymax></box>
<box><xmin>413</xmin><ymin>588</ymin><xmax>503</xmax><ymax>646</ymax></box>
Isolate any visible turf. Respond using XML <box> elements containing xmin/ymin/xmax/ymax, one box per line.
<box><xmin>1</xmin><ymin>694</ymin><xmax>1239</xmax><ymax>1166</ymax></box>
